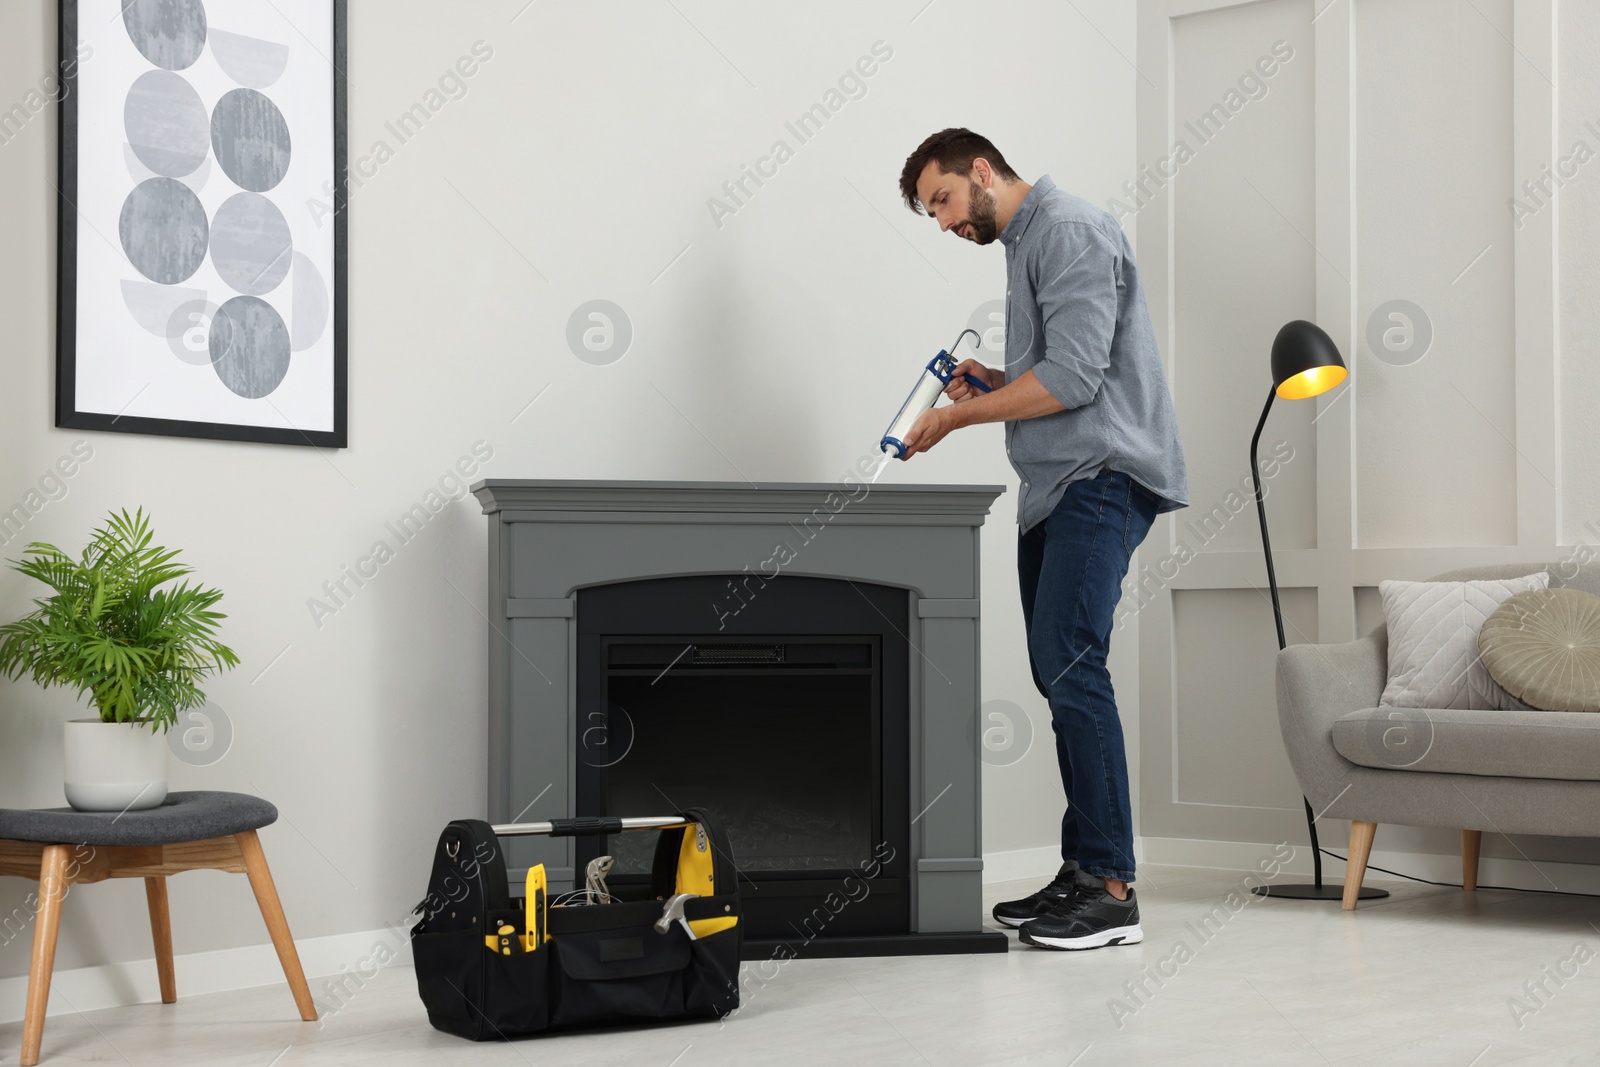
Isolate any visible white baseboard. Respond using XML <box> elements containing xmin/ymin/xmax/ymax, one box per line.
<box><xmin>980</xmin><ymin>845</ymin><xmax>1062</xmax><ymax>885</ymax></box>
<box><xmin>982</xmin><ymin>838</ymin><xmax>1159</xmax><ymax>885</ymax></box>
<box><xmin>0</xmin><ymin>922</ymin><xmax>414</xmax><ymax>1026</ymax></box>
<box><xmin>986</xmin><ymin>835</ymin><xmax>1600</xmax><ymax>897</ymax></box>
<box><xmin>1138</xmin><ymin>835</ymin><xmax>1600</xmax><ymax>897</ymax></box>
<box><xmin>1136</xmin><ymin>836</ymin><xmax>1297</xmax><ymax>875</ymax></box>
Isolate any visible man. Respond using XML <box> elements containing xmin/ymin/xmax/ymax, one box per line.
<box><xmin>895</xmin><ymin>128</ymin><xmax>1188</xmax><ymax>951</ymax></box>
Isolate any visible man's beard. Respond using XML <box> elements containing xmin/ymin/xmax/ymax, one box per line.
<box><xmin>962</xmin><ymin>179</ymin><xmax>999</xmax><ymax>244</ymax></box>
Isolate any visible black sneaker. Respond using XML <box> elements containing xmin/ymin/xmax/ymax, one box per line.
<box><xmin>991</xmin><ymin>861</ymin><xmax>1080</xmax><ymax>928</ymax></box>
<box><xmin>1019</xmin><ymin>871</ymin><xmax>1143</xmax><ymax>950</ymax></box>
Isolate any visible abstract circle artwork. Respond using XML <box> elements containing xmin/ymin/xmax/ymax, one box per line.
<box><xmin>211</xmin><ymin>88</ymin><xmax>293</xmax><ymax>192</ymax></box>
<box><xmin>210</xmin><ymin>295</ymin><xmax>292</xmax><ymax>398</ymax></box>
<box><xmin>289</xmin><ymin>252</ymin><xmax>331</xmax><ymax>352</ymax></box>
<box><xmin>65</xmin><ymin>0</ymin><xmax>346</xmax><ymax>445</ymax></box>
<box><xmin>211</xmin><ymin>192</ymin><xmax>293</xmax><ymax>296</ymax></box>
<box><xmin>207</xmin><ymin>29</ymin><xmax>290</xmax><ymax>89</ymax></box>
<box><xmin>124</xmin><ymin>70</ymin><xmax>211</xmax><ymax>176</ymax></box>
<box><xmin>119</xmin><ymin>177</ymin><xmax>210</xmax><ymax>284</ymax></box>
<box><xmin>121</xmin><ymin>0</ymin><xmax>208</xmax><ymax>71</ymax></box>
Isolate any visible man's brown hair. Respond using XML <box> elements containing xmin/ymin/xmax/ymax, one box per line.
<box><xmin>898</xmin><ymin>128</ymin><xmax>1020</xmax><ymax>214</ymax></box>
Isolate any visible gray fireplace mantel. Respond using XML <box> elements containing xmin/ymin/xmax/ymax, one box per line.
<box><xmin>472</xmin><ymin>478</ymin><xmax>1006</xmax><ymax>942</ymax></box>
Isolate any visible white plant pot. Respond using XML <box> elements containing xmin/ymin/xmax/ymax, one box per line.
<box><xmin>63</xmin><ymin>719</ymin><xmax>168</xmax><ymax>812</ymax></box>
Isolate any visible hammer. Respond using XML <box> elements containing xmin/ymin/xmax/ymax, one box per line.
<box><xmin>654</xmin><ymin>893</ymin><xmax>698</xmax><ymax>940</ymax></box>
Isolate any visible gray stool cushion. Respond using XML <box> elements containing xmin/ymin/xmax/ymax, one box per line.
<box><xmin>0</xmin><ymin>791</ymin><xmax>277</xmax><ymax>847</ymax></box>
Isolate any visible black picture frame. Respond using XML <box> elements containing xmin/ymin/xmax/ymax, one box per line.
<box><xmin>55</xmin><ymin>0</ymin><xmax>349</xmax><ymax>448</ymax></box>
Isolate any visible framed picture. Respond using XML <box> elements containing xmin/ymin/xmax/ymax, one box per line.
<box><xmin>56</xmin><ymin>0</ymin><xmax>348</xmax><ymax>448</ymax></box>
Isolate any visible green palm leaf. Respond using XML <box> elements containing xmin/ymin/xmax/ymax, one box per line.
<box><xmin>0</xmin><ymin>508</ymin><xmax>238</xmax><ymax>729</ymax></box>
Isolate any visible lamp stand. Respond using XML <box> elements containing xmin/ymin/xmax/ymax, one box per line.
<box><xmin>1247</xmin><ymin>385</ymin><xmax>1387</xmax><ymax>902</ymax></box>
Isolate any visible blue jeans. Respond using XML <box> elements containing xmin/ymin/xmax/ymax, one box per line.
<box><xmin>1017</xmin><ymin>469</ymin><xmax>1158</xmax><ymax>883</ymax></box>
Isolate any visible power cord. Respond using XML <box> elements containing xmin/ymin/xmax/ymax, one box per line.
<box><xmin>1317</xmin><ymin>846</ymin><xmax>1600</xmax><ymax>900</ymax></box>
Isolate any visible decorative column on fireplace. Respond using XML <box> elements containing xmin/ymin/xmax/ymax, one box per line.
<box><xmin>473</xmin><ymin>479</ymin><xmax>1006</xmax><ymax>958</ymax></box>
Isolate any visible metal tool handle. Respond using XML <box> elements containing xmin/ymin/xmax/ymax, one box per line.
<box><xmin>491</xmin><ymin>815</ymin><xmax>687</xmax><ymax>838</ymax></box>
<box><xmin>930</xmin><ymin>348</ymin><xmax>994</xmax><ymax>393</ymax></box>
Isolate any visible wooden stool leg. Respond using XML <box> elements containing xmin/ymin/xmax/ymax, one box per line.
<box><xmin>1342</xmin><ymin>821</ymin><xmax>1378</xmax><ymax>911</ymax></box>
<box><xmin>145</xmin><ymin>876</ymin><xmax>177</xmax><ymax>1003</ymax></box>
<box><xmin>235</xmin><ymin>830</ymin><xmax>317</xmax><ymax>1022</ymax></box>
<box><xmin>21</xmin><ymin>844</ymin><xmax>73</xmax><ymax>1067</ymax></box>
<box><xmin>1462</xmin><ymin>829</ymin><xmax>1482</xmax><ymax>892</ymax></box>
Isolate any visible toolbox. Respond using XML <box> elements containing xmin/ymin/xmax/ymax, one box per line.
<box><xmin>410</xmin><ymin>808</ymin><xmax>741</xmax><ymax>1039</ymax></box>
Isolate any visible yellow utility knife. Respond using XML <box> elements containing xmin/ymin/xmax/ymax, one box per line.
<box><xmin>485</xmin><ymin>922</ymin><xmax>517</xmax><ymax>955</ymax></box>
<box><xmin>525</xmin><ymin>864</ymin><xmax>547</xmax><ymax>951</ymax></box>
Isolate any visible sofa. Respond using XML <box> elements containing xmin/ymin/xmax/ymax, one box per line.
<box><xmin>1275</xmin><ymin>561</ymin><xmax>1600</xmax><ymax>908</ymax></box>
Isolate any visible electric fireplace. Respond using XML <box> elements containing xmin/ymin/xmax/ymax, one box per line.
<box><xmin>473</xmin><ymin>479</ymin><xmax>1005</xmax><ymax>958</ymax></box>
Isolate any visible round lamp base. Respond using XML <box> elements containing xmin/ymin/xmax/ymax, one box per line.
<box><xmin>1250</xmin><ymin>883</ymin><xmax>1390</xmax><ymax>901</ymax></box>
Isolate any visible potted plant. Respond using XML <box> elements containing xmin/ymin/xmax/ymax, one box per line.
<box><xmin>0</xmin><ymin>508</ymin><xmax>238</xmax><ymax>811</ymax></box>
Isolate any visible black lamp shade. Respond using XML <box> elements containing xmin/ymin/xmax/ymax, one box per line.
<box><xmin>1271</xmin><ymin>319</ymin><xmax>1347</xmax><ymax>400</ymax></box>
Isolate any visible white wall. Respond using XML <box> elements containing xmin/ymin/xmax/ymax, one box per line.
<box><xmin>0</xmin><ymin>0</ymin><xmax>1138</xmax><ymax>986</ymax></box>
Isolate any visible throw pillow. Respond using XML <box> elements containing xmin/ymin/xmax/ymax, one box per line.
<box><xmin>1479</xmin><ymin>588</ymin><xmax>1600</xmax><ymax>712</ymax></box>
<box><xmin>1379</xmin><ymin>571</ymin><xmax>1550</xmax><ymax>710</ymax></box>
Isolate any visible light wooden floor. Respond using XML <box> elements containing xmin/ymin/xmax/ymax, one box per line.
<box><xmin>4</xmin><ymin>863</ymin><xmax>1600</xmax><ymax>1065</ymax></box>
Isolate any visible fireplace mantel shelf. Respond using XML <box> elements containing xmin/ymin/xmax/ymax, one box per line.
<box><xmin>474</xmin><ymin>479</ymin><xmax>1007</xmax><ymax>519</ymax></box>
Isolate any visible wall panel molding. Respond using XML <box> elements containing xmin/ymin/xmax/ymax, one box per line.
<box><xmin>1135</xmin><ymin>0</ymin><xmax>1567</xmax><ymax>849</ymax></box>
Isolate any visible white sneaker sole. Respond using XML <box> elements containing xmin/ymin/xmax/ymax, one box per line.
<box><xmin>993</xmin><ymin>914</ymin><xmax>1029</xmax><ymax>928</ymax></box>
<box><xmin>1020</xmin><ymin>923</ymin><xmax>1143</xmax><ymax>951</ymax></box>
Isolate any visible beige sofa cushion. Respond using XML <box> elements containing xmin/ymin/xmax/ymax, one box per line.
<box><xmin>1479</xmin><ymin>588</ymin><xmax>1600</xmax><ymax>712</ymax></box>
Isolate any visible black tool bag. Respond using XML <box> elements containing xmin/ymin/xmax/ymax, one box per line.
<box><xmin>411</xmin><ymin>808</ymin><xmax>741</xmax><ymax>1040</ymax></box>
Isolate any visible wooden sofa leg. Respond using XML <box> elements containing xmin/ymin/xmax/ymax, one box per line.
<box><xmin>145</xmin><ymin>876</ymin><xmax>177</xmax><ymax>1003</ymax></box>
<box><xmin>1462</xmin><ymin>830</ymin><xmax>1482</xmax><ymax>892</ymax></box>
<box><xmin>21</xmin><ymin>844</ymin><xmax>72</xmax><ymax>1067</ymax></box>
<box><xmin>1343</xmin><ymin>821</ymin><xmax>1377</xmax><ymax>911</ymax></box>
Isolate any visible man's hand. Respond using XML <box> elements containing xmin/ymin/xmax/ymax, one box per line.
<box><xmin>943</xmin><ymin>359</ymin><xmax>1002</xmax><ymax>402</ymax></box>
<box><xmin>899</xmin><ymin>365</ymin><xmax>1067</xmax><ymax>461</ymax></box>
<box><xmin>898</xmin><ymin>405</ymin><xmax>957</xmax><ymax>460</ymax></box>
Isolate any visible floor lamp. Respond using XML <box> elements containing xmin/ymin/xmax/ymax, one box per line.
<box><xmin>1248</xmin><ymin>319</ymin><xmax>1388</xmax><ymax>902</ymax></box>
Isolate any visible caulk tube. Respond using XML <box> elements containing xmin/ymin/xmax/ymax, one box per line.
<box><xmin>880</xmin><ymin>350</ymin><xmax>992</xmax><ymax>458</ymax></box>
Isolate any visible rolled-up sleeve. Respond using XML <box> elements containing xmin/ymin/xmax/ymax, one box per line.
<box><xmin>1028</xmin><ymin>223</ymin><xmax>1120</xmax><ymax>410</ymax></box>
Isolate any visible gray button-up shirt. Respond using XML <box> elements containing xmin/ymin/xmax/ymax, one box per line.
<box><xmin>1000</xmin><ymin>175</ymin><xmax>1188</xmax><ymax>532</ymax></box>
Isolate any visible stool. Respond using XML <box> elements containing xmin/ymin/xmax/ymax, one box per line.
<box><xmin>0</xmin><ymin>791</ymin><xmax>317</xmax><ymax>1065</ymax></box>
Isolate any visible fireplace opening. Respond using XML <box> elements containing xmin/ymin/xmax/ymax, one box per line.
<box><xmin>599</xmin><ymin>640</ymin><xmax>878</xmax><ymax>874</ymax></box>
<box><xmin>575</xmin><ymin>575</ymin><xmax>911</xmax><ymax>944</ymax></box>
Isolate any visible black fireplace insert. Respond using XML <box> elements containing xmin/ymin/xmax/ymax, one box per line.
<box><xmin>575</xmin><ymin>575</ymin><xmax>911</xmax><ymax>948</ymax></box>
